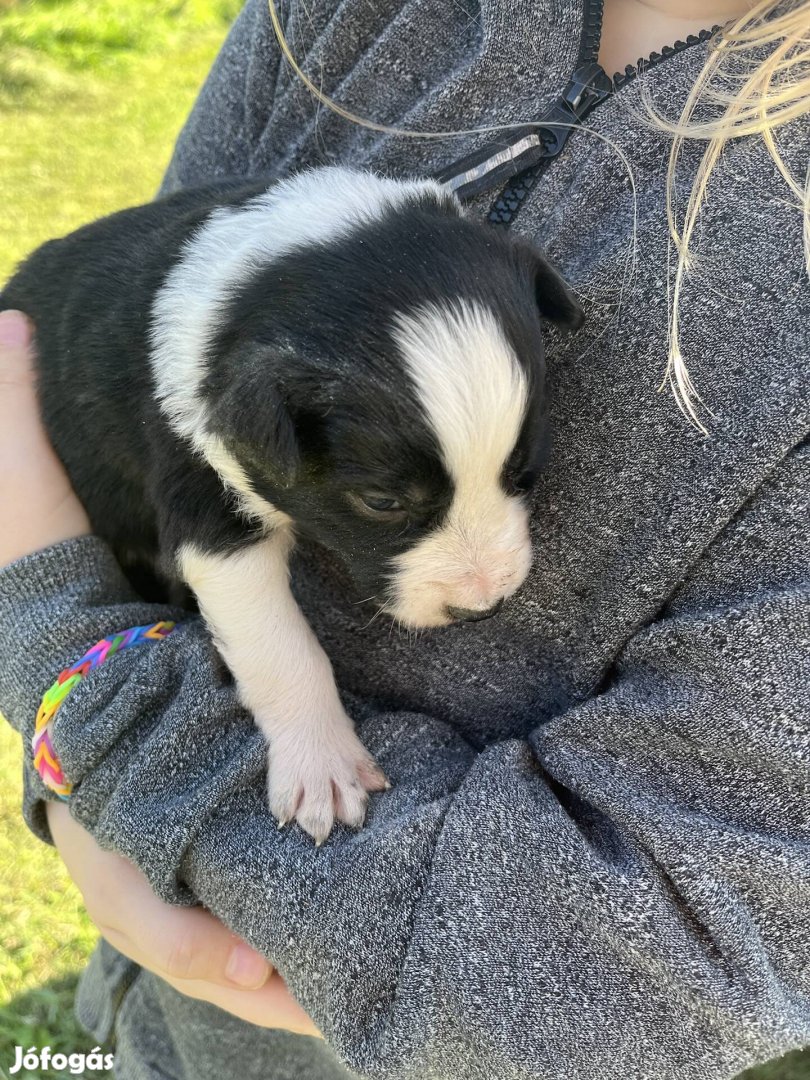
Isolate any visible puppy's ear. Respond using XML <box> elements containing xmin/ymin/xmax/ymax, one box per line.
<box><xmin>205</xmin><ymin>346</ymin><xmax>300</xmax><ymax>484</ymax></box>
<box><xmin>525</xmin><ymin>244</ymin><xmax>585</xmax><ymax>331</ymax></box>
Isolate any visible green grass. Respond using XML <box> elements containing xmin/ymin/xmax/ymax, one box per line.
<box><xmin>0</xmin><ymin>0</ymin><xmax>241</xmax><ymax>71</ymax></box>
<box><xmin>0</xmin><ymin>0</ymin><xmax>241</xmax><ymax>282</ymax></box>
<box><xmin>0</xmin><ymin>2</ymin><xmax>808</xmax><ymax>1076</ymax></box>
<box><xmin>0</xmin><ymin>726</ymin><xmax>97</xmax><ymax>1075</ymax></box>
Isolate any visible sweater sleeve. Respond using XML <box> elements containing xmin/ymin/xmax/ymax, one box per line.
<box><xmin>0</xmin><ymin>538</ymin><xmax>184</xmax><ymax>852</ymax></box>
<box><xmin>159</xmin><ymin>0</ymin><xmax>283</xmax><ymax>194</ymax></box>
<box><xmin>1</xmin><ymin>441</ymin><xmax>808</xmax><ymax>1080</ymax></box>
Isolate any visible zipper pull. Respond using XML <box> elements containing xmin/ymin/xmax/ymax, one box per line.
<box><xmin>435</xmin><ymin>63</ymin><xmax>612</xmax><ymax>203</ymax></box>
<box><xmin>535</xmin><ymin>62</ymin><xmax>613</xmax><ymax>157</ymax></box>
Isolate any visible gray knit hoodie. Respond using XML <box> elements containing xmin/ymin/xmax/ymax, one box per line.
<box><xmin>1</xmin><ymin>1</ymin><xmax>809</xmax><ymax>1078</ymax></box>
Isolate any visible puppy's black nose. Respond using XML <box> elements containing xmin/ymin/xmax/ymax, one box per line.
<box><xmin>446</xmin><ymin>598</ymin><xmax>505</xmax><ymax>623</ymax></box>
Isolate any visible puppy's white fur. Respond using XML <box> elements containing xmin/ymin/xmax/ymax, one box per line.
<box><xmin>179</xmin><ymin>537</ymin><xmax>388</xmax><ymax>844</ymax></box>
<box><xmin>201</xmin><ymin>434</ymin><xmax>292</xmax><ymax>526</ymax></box>
<box><xmin>390</xmin><ymin>300</ymin><xmax>533</xmax><ymax>625</ymax></box>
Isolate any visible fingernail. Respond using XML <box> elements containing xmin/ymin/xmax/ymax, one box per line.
<box><xmin>0</xmin><ymin>311</ymin><xmax>31</xmax><ymax>348</ymax></box>
<box><xmin>225</xmin><ymin>943</ymin><xmax>271</xmax><ymax>989</ymax></box>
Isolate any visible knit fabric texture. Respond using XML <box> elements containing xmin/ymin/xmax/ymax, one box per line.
<box><xmin>1</xmin><ymin>1</ymin><xmax>808</xmax><ymax>1078</ymax></box>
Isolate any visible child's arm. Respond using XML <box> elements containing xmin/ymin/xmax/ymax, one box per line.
<box><xmin>0</xmin><ymin>308</ymin><xmax>316</xmax><ymax>1031</ymax></box>
<box><xmin>0</xmin><ymin>312</ymin><xmax>188</xmax><ymax>850</ymax></box>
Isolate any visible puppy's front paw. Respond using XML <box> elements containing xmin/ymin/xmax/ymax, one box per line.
<box><xmin>267</xmin><ymin>727</ymin><xmax>390</xmax><ymax>845</ymax></box>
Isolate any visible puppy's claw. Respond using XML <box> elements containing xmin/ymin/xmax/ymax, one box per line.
<box><xmin>267</xmin><ymin>734</ymin><xmax>387</xmax><ymax>845</ymax></box>
<box><xmin>357</xmin><ymin>759</ymin><xmax>390</xmax><ymax>793</ymax></box>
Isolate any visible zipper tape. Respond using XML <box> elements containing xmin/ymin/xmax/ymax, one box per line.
<box><xmin>434</xmin><ymin>63</ymin><xmax>613</xmax><ymax>202</ymax></box>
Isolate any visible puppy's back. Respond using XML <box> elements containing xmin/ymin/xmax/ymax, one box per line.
<box><xmin>0</xmin><ymin>179</ymin><xmax>272</xmax><ymax>559</ymax></box>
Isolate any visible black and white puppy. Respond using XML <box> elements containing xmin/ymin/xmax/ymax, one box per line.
<box><xmin>2</xmin><ymin>167</ymin><xmax>583</xmax><ymax>843</ymax></box>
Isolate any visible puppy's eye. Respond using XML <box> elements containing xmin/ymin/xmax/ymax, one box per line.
<box><xmin>360</xmin><ymin>494</ymin><xmax>403</xmax><ymax>513</ymax></box>
<box><xmin>347</xmin><ymin>491</ymin><xmax>408</xmax><ymax>520</ymax></box>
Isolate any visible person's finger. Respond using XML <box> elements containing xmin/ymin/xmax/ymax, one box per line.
<box><xmin>46</xmin><ymin>803</ymin><xmax>272</xmax><ymax>991</ymax></box>
<box><xmin>98</xmin><ymin>885</ymin><xmax>273</xmax><ymax>990</ymax></box>
<box><xmin>0</xmin><ymin>310</ymin><xmax>90</xmax><ymax>565</ymax></box>
<box><xmin>0</xmin><ymin>310</ymin><xmax>42</xmax><ymax>413</ymax></box>
<box><xmin>162</xmin><ymin>971</ymin><xmax>324</xmax><ymax>1036</ymax></box>
<box><xmin>0</xmin><ymin>308</ymin><xmax>37</xmax><ymax>385</ymax></box>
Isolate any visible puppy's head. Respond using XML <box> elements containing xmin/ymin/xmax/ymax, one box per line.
<box><xmin>199</xmin><ymin>170</ymin><xmax>583</xmax><ymax>627</ymax></box>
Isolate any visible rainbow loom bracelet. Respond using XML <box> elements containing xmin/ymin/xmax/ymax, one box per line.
<box><xmin>32</xmin><ymin>621</ymin><xmax>176</xmax><ymax>799</ymax></box>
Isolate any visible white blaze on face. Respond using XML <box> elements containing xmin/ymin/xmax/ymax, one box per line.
<box><xmin>390</xmin><ymin>300</ymin><xmax>534</xmax><ymax>627</ymax></box>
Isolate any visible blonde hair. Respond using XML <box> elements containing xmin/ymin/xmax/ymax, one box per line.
<box><xmin>650</xmin><ymin>1</ymin><xmax>810</xmax><ymax>428</ymax></box>
<box><xmin>267</xmin><ymin>0</ymin><xmax>809</xmax><ymax>429</ymax></box>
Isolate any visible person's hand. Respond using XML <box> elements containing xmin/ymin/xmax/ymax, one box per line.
<box><xmin>0</xmin><ymin>310</ymin><xmax>90</xmax><ymax>567</ymax></box>
<box><xmin>0</xmin><ymin>310</ymin><xmax>321</xmax><ymax>1037</ymax></box>
<box><xmin>46</xmin><ymin>803</ymin><xmax>322</xmax><ymax>1035</ymax></box>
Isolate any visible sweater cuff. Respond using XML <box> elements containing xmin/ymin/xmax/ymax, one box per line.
<box><xmin>0</xmin><ymin>535</ymin><xmax>181</xmax><ymax>842</ymax></box>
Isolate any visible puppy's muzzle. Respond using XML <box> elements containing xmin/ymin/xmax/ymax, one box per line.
<box><xmin>446</xmin><ymin>598</ymin><xmax>505</xmax><ymax>623</ymax></box>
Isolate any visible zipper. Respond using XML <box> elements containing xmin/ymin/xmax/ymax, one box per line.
<box><xmin>610</xmin><ymin>26</ymin><xmax>718</xmax><ymax>92</ymax></box>
<box><xmin>484</xmin><ymin>61</ymin><xmax>611</xmax><ymax>222</ymax></box>
<box><xmin>433</xmin><ymin>0</ymin><xmax>716</xmax><ymax>230</ymax></box>
<box><xmin>487</xmin><ymin>24</ymin><xmax>717</xmax><ymax>229</ymax></box>
<box><xmin>434</xmin><ymin>0</ymin><xmax>607</xmax><ymax>207</ymax></box>
<box><xmin>434</xmin><ymin>61</ymin><xmax>612</xmax><ymax>203</ymax></box>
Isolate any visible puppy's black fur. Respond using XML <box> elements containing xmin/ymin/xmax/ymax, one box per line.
<box><xmin>1</xmin><ymin>176</ymin><xmax>582</xmax><ymax>605</ymax></box>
